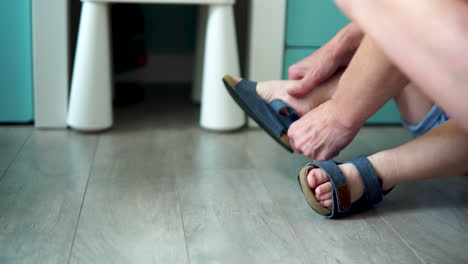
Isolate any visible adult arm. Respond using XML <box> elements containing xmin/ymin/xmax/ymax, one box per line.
<box><xmin>335</xmin><ymin>0</ymin><xmax>468</xmax><ymax>130</ymax></box>
<box><xmin>288</xmin><ymin>36</ymin><xmax>409</xmax><ymax>160</ymax></box>
<box><xmin>287</xmin><ymin>23</ymin><xmax>364</xmax><ymax>97</ymax></box>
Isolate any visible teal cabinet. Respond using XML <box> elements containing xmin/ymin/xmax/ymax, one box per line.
<box><xmin>283</xmin><ymin>1</ymin><xmax>400</xmax><ymax>124</ymax></box>
<box><xmin>0</xmin><ymin>1</ymin><xmax>34</xmax><ymax>122</ymax></box>
<box><xmin>286</xmin><ymin>0</ymin><xmax>349</xmax><ymax>47</ymax></box>
<box><xmin>283</xmin><ymin>47</ymin><xmax>318</xmax><ymax>79</ymax></box>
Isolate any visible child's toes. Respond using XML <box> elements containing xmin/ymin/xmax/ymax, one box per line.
<box><xmin>315</xmin><ymin>181</ymin><xmax>332</xmax><ymax>196</ymax></box>
<box><xmin>318</xmin><ymin>191</ymin><xmax>332</xmax><ymax>201</ymax></box>
<box><xmin>320</xmin><ymin>199</ymin><xmax>332</xmax><ymax>209</ymax></box>
<box><xmin>307</xmin><ymin>168</ymin><xmax>330</xmax><ymax>189</ymax></box>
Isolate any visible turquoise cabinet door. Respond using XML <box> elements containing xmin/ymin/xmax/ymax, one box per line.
<box><xmin>286</xmin><ymin>0</ymin><xmax>349</xmax><ymax>47</ymax></box>
<box><xmin>0</xmin><ymin>1</ymin><xmax>34</xmax><ymax>122</ymax></box>
<box><xmin>283</xmin><ymin>48</ymin><xmax>401</xmax><ymax>124</ymax></box>
<box><xmin>283</xmin><ymin>48</ymin><xmax>317</xmax><ymax>79</ymax></box>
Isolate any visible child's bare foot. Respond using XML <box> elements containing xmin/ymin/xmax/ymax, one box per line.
<box><xmin>307</xmin><ymin>163</ymin><xmax>365</xmax><ymax>209</ymax></box>
<box><xmin>232</xmin><ymin>76</ymin><xmax>338</xmax><ymax>116</ymax></box>
<box><xmin>306</xmin><ymin>155</ymin><xmax>394</xmax><ymax>209</ymax></box>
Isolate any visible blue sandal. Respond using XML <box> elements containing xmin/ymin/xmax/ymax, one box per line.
<box><xmin>298</xmin><ymin>156</ymin><xmax>392</xmax><ymax>218</ymax></box>
<box><xmin>223</xmin><ymin>75</ymin><xmax>299</xmax><ymax>152</ymax></box>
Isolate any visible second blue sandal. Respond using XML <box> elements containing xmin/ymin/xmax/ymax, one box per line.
<box><xmin>298</xmin><ymin>156</ymin><xmax>393</xmax><ymax>218</ymax></box>
<box><xmin>223</xmin><ymin>75</ymin><xmax>300</xmax><ymax>152</ymax></box>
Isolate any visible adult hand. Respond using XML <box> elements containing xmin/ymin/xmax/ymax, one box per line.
<box><xmin>287</xmin><ymin>100</ymin><xmax>362</xmax><ymax>161</ymax></box>
<box><xmin>287</xmin><ymin>23</ymin><xmax>364</xmax><ymax>97</ymax></box>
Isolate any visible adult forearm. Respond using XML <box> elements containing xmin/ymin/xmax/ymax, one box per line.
<box><xmin>330</xmin><ymin>22</ymin><xmax>364</xmax><ymax>67</ymax></box>
<box><xmin>335</xmin><ymin>0</ymin><xmax>468</xmax><ymax>130</ymax></box>
<box><xmin>286</xmin><ymin>36</ymin><xmax>405</xmax><ymax>159</ymax></box>
<box><xmin>332</xmin><ymin>36</ymin><xmax>409</xmax><ymax>129</ymax></box>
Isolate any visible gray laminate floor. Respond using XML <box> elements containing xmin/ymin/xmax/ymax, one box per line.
<box><xmin>0</xmin><ymin>90</ymin><xmax>467</xmax><ymax>264</ymax></box>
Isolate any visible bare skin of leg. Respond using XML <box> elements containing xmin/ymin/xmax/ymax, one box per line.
<box><xmin>329</xmin><ymin>35</ymin><xmax>409</xmax><ymax>128</ymax></box>
<box><xmin>232</xmin><ymin>73</ymin><xmax>340</xmax><ymax>116</ymax></box>
<box><xmin>252</xmin><ymin>68</ymin><xmax>455</xmax><ymax>210</ymax></box>
<box><xmin>233</xmin><ymin>38</ymin><xmax>432</xmax><ymax>126</ymax></box>
<box><xmin>308</xmin><ymin>81</ymin><xmax>451</xmax><ymax>210</ymax></box>
<box><xmin>306</xmin><ymin>77</ymin><xmax>442</xmax><ymax>209</ymax></box>
<box><xmin>234</xmin><ymin>35</ymin><xmax>404</xmax><ymax>124</ymax></box>
<box><xmin>334</xmin><ymin>0</ymin><xmax>468</xmax><ymax>129</ymax></box>
<box><xmin>287</xmin><ymin>36</ymin><xmax>409</xmax><ymax>159</ymax></box>
<box><xmin>395</xmin><ymin>83</ymin><xmax>434</xmax><ymax>126</ymax></box>
<box><xmin>309</xmin><ymin>119</ymin><xmax>468</xmax><ymax>209</ymax></box>
<box><xmin>235</xmin><ymin>73</ymin><xmax>432</xmax><ymax>126</ymax></box>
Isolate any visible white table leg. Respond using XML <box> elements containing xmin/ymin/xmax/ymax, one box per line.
<box><xmin>200</xmin><ymin>4</ymin><xmax>245</xmax><ymax>131</ymax></box>
<box><xmin>67</xmin><ymin>1</ymin><xmax>112</xmax><ymax>131</ymax></box>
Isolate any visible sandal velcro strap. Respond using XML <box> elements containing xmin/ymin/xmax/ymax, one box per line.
<box><xmin>232</xmin><ymin>79</ymin><xmax>286</xmax><ymax>138</ymax></box>
<box><xmin>270</xmin><ymin>99</ymin><xmax>300</xmax><ymax>127</ymax></box>
<box><xmin>311</xmin><ymin>161</ymin><xmax>352</xmax><ymax>216</ymax></box>
<box><xmin>299</xmin><ymin>156</ymin><xmax>387</xmax><ymax>219</ymax></box>
<box><xmin>223</xmin><ymin>76</ymin><xmax>299</xmax><ymax>152</ymax></box>
<box><xmin>348</xmin><ymin>156</ymin><xmax>383</xmax><ymax>205</ymax></box>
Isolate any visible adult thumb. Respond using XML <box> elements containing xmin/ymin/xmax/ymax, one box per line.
<box><xmin>287</xmin><ymin>84</ymin><xmax>310</xmax><ymax>98</ymax></box>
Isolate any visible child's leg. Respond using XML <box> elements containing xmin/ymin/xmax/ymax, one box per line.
<box><xmin>309</xmin><ymin>120</ymin><xmax>468</xmax><ymax>209</ymax></box>
<box><xmin>396</xmin><ymin>83</ymin><xmax>449</xmax><ymax>138</ymax></box>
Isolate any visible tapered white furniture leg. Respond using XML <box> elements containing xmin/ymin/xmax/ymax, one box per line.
<box><xmin>200</xmin><ymin>4</ymin><xmax>245</xmax><ymax>130</ymax></box>
<box><xmin>67</xmin><ymin>1</ymin><xmax>112</xmax><ymax>131</ymax></box>
<box><xmin>192</xmin><ymin>6</ymin><xmax>207</xmax><ymax>104</ymax></box>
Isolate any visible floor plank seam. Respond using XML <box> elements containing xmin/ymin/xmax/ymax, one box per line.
<box><xmin>0</xmin><ymin>129</ymin><xmax>32</xmax><ymax>184</ymax></box>
<box><xmin>380</xmin><ymin>215</ymin><xmax>427</xmax><ymax>264</ymax></box>
<box><xmin>175</xmin><ymin>184</ymin><xmax>192</xmax><ymax>264</ymax></box>
<box><xmin>277</xmin><ymin>206</ymin><xmax>313</xmax><ymax>264</ymax></box>
<box><xmin>66</xmin><ymin>136</ymin><xmax>100</xmax><ymax>264</ymax></box>
<box><xmin>260</xmin><ymin>178</ymin><xmax>313</xmax><ymax>264</ymax></box>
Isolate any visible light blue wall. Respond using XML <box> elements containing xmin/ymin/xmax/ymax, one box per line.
<box><xmin>0</xmin><ymin>1</ymin><xmax>34</xmax><ymax>122</ymax></box>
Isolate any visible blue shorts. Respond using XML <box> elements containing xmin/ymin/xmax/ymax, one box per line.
<box><xmin>401</xmin><ymin>105</ymin><xmax>449</xmax><ymax>138</ymax></box>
